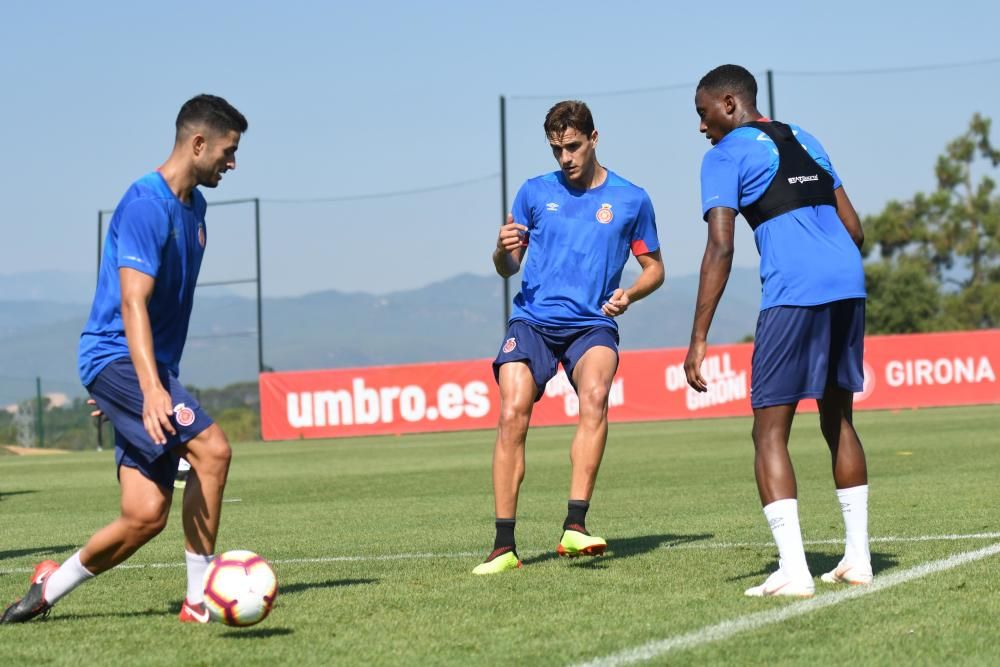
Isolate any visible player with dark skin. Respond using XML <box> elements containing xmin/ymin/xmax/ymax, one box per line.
<box><xmin>684</xmin><ymin>84</ymin><xmax>867</xmax><ymax>507</ymax></box>
<box><xmin>684</xmin><ymin>66</ymin><xmax>875</xmax><ymax>596</ymax></box>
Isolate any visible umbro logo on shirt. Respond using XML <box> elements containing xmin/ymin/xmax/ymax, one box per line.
<box><xmin>546</xmin><ymin>202</ymin><xmax>559</xmax><ymax>212</ymax></box>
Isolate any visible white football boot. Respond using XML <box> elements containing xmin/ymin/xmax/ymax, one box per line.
<box><xmin>745</xmin><ymin>568</ymin><xmax>815</xmax><ymax>597</ymax></box>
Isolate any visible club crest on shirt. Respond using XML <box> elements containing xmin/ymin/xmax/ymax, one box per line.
<box><xmin>502</xmin><ymin>337</ymin><xmax>517</xmax><ymax>354</ymax></box>
<box><xmin>174</xmin><ymin>403</ymin><xmax>196</xmax><ymax>427</ymax></box>
<box><xmin>198</xmin><ymin>224</ymin><xmax>206</xmax><ymax>248</ymax></box>
<box><xmin>596</xmin><ymin>203</ymin><xmax>613</xmax><ymax>224</ymax></box>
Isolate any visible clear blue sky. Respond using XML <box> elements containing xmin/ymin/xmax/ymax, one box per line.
<box><xmin>3</xmin><ymin>1</ymin><xmax>999</xmax><ymax>297</ymax></box>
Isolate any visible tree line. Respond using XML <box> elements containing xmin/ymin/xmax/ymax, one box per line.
<box><xmin>864</xmin><ymin>114</ymin><xmax>999</xmax><ymax>333</ymax></box>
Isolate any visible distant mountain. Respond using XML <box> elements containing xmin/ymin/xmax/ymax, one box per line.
<box><xmin>0</xmin><ymin>271</ymin><xmax>96</xmax><ymax>304</ymax></box>
<box><xmin>0</xmin><ymin>268</ymin><xmax>763</xmax><ymax>404</ymax></box>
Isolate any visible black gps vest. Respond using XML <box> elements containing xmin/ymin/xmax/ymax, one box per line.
<box><xmin>739</xmin><ymin>121</ymin><xmax>836</xmax><ymax>230</ymax></box>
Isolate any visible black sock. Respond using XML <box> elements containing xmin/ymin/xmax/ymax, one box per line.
<box><xmin>493</xmin><ymin>518</ymin><xmax>516</xmax><ymax>552</ymax></box>
<box><xmin>563</xmin><ymin>499</ymin><xmax>590</xmax><ymax>532</ymax></box>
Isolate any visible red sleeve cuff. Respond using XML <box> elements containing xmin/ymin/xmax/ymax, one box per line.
<box><xmin>630</xmin><ymin>239</ymin><xmax>651</xmax><ymax>256</ymax></box>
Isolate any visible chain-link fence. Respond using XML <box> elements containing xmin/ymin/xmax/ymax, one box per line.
<box><xmin>0</xmin><ymin>375</ymin><xmax>99</xmax><ymax>451</ymax></box>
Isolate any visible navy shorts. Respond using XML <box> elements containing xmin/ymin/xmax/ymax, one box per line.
<box><xmin>492</xmin><ymin>320</ymin><xmax>619</xmax><ymax>401</ymax></box>
<box><xmin>87</xmin><ymin>357</ymin><xmax>214</xmax><ymax>490</ymax></box>
<box><xmin>750</xmin><ymin>298</ymin><xmax>865</xmax><ymax>409</ymax></box>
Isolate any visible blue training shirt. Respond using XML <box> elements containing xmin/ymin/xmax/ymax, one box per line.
<box><xmin>79</xmin><ymin>171</ymin><xmax>207</xmax><ymax>386</ymax></box>
<box><xmin>509</xmin><ymin>169</ymin><xmax>660</xmax><ymax>329</ymax></box>
<box><xmin>700</xmin><ymin>122</ymin><xmax>865</xmax><ymax>310</ymax></box>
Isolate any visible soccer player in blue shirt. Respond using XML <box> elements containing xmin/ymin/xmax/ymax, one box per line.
<box><xmin>2</xmin><ymin>95</ymin><xmax>247</xmax><ymax>623</ymax></box>
<box><xmin>685</xmin><ymin>65</ymin><xmax>872</xmax><ymax>596</ymax></box>
<box><xmin>474</xmin><ymin>101</ymin><xmax>665</xmax><ymax>574</ymax></box>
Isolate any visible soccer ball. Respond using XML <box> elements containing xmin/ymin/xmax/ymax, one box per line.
<box><xmin>203</xmin><ymin>550</ymin><xmax>278</xmax><ymax>626</ymax></box>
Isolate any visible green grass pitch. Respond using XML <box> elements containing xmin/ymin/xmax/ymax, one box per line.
<box><xmin>2</xmin><ymin>405</ymin><xmax>998</xmax><ymax>665</ymax></box>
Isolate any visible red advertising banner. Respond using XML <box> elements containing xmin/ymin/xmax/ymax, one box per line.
<box><xmin>259</xmin><ymin>330</ymin><xmax>1000</xmax><ymax>441</ymax></box>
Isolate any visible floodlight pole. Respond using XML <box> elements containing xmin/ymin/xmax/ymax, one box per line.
<box><xmin>499</xmin><ymin>94</ymin><xmax>510</xmax><ymax>329</ymax></box>
<box><xmin>767</xmin><ymin>69</ymin><xmax>776</xmax><ymax>120</ymax></box>
<box><xmin>97</xmin><ymin>210</ymin><xmax>104</xmax><ymax>284</ymax></box>
<box><xmin>35</xmin><ymin>376</ymin><xmax>44</xmax><ymax>448</ymax></box>
<box><xmin>254</xmin><ymin>197</ymin><xmax>264</xmax><ymax>374</ymax></box>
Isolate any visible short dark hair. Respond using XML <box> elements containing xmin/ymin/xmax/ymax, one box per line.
<box><xmin>697</xmin><ymin>65</ymin><xmax>758</xmax><ymax>103</ymax></box>
<box><xmin>543</xmin><ymin>100</ymin><xmax>595</xmax><ymax>138</ymax></box>
<box><xmin>175</xmin><ymin>94</ymin><xmax>248</xmax><ymax>139</ymax></box>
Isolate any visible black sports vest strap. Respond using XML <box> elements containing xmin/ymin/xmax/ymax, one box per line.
<box><xmin>739</xmin><ymin>121</ymin><xmax>836</xmax><ymax>230</ymax></box>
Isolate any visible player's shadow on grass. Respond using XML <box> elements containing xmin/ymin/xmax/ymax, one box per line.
<box><xmin>808</xmin><ymin>551</ymin><xmax>898</xmax><ymax>577</ymax></box>
<box><xmin>522</xmin><ymin>533</ymin><xmax>714</xmax><ymax>567</ymax></box>
<box><xmin>50</xmin><ymin>608</ymin><xmax>172</xmax><ymax>622</ymax></box>
<box><xmin>221</xmin><ymin>627</ymin><xmax>294</xmax><ymax>639</ymax></box>
<box><xmin>0</xmin><ymin>544</ymin><xmax>77</xmax><ymax>562</ymax></box>
<box><xmin>0</xmin><ymin>490</ymin><xmax>38</xmax><ymax>500</ymax></box>
<box><xmin>728</xmin><ymin>550</ymin><xmax>899</xmax><ymax>583</ymax></box>
<box><xmin>280</xmin><ymin>578</ymin><xmax>378</xmax><ymax>595</ymax></box>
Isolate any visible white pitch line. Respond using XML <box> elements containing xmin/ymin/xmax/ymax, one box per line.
<box><xmin>1</xmin><ymin>532</ymin><xmax>999</xmax><ymax>576</ymax></box>
<box><xmin>570</xmin><ymin>541</ymin><xmax>1000</xmax><ymax>667</ymax></box>
<box><xmin>0</xmin><ymin>552</ymin><xmax>481</xmax><ymax>575</ymax></box>
<box><xmin>667</xmin><ymin>531</ymin><xmax>1000</xmax><ymax>550</ymax></box>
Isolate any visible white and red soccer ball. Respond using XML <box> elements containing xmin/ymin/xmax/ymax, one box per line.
<box><xmin>203</xmin><ymin>550</ymin><xmax>278</xmax><ymax>626</ymax></box>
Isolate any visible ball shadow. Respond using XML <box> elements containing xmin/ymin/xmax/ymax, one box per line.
<box><xmin>279</xmin><ymin>578</ymin><xmax>378</xmax><ymax>595</ymax></box>
<box><xmin>221</xmin><ymin>626</ymin><xmax>295</xmax><ymax>639</ymax></box>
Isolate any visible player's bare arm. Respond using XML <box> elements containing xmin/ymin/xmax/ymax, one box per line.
<box><xmin>833</xmin><ymin>186</ymin><xmax>864</xmax><ymax>249</ymax></box>
<box><xmin>684</xmin><ymin>207</ymin><xmax>736</xmax><ymax>392</ymax></box>
<box><xmin>493</xmin><ymin>212</ymin><xmax>528</xmax><ymax>278</ymax></box>
<box><xmin>120</xmin><ymin>267</ymin><xmax>176</xmax><ymax>445</ymax></box>
<box><xmin>602</xmin><ymin>250</ymin><xmax>664</xmax><ymax>317</ymax></box>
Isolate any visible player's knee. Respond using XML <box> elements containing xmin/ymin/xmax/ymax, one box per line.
<box><xmin>210</xmin><ymin>435</ymin><xmax>233</xmax><ymax>468</ymax></box>
<box><xmin>142</xmin><ymin>514</ymin><xmax>169</xmax><ymax>540</ymax></box>
<box><xmin>751</xmin><ymin>422</ymin><xmax>779</xmax><ymax>450</ymax></box>
<box><xmin>123</xmin><ymin>505</ymin><xmax>169</xmax><ymax>542</ymax></box>
<box><xmin>498</xmin><ymin>401</ymin><xmax>531</xmax><ymax>428</ymax></box>
<box><xmin>819</xmin><ymin>420</ymin><xmax>838</xmax><ymax>446</ymax></box>
<box><xmin>189</xmin><ymin>426</ymin><xmax>232</xmax><ymax>474</ymax></box>
<box><xmin>577</xmin><ymin>383</ymin><xmax>610</xmax><ymax>416</ymax></box>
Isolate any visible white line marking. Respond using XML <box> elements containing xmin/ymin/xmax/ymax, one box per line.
<box><xmin>1</xmin><ymin>532</ymin><xmax>998</xmax><ymax>576</ymax></box>
<box><xmin>668</xmin><ymin>531</ymin><xmax>1000</xmax><ymax>550</ymax></box>
<box><xmin>570</xmin><ymin>541</ymin><xmax>1000</xmax><ymax>667</ymax></box>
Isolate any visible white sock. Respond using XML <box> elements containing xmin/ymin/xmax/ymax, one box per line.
<box><xmin>836</xmin><ymin>484</ymin><xmax>871</xmax><ymax>566</ymax></box>
<box><xmin>44</xmin><ymin>551</ymin><xmax>95</xmax><ymax>605</ymax></box>
<box><xmin>185</xmin><ymin>551</ymin><xmax>214</xmax><ymax>604</ymax></box>
<box><xmin>763</xmin><ymin>498</ymin><xmax>811</xmax><ymax>578</ymax></box>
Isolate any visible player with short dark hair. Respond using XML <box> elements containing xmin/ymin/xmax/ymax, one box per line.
<box><xmin>2</xmin><ymin>94</ymin><xmax>247</xmax><ymax>623</ymax></box>
<box><xmin>474</xmin><ymin>100</ymin><xmax>664</xmax><ymax>574</ymax></box>
<box><xmin>685</xmin><ymin>65</ymin><xmax>872</xmax><ymax>596</ymax></box>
